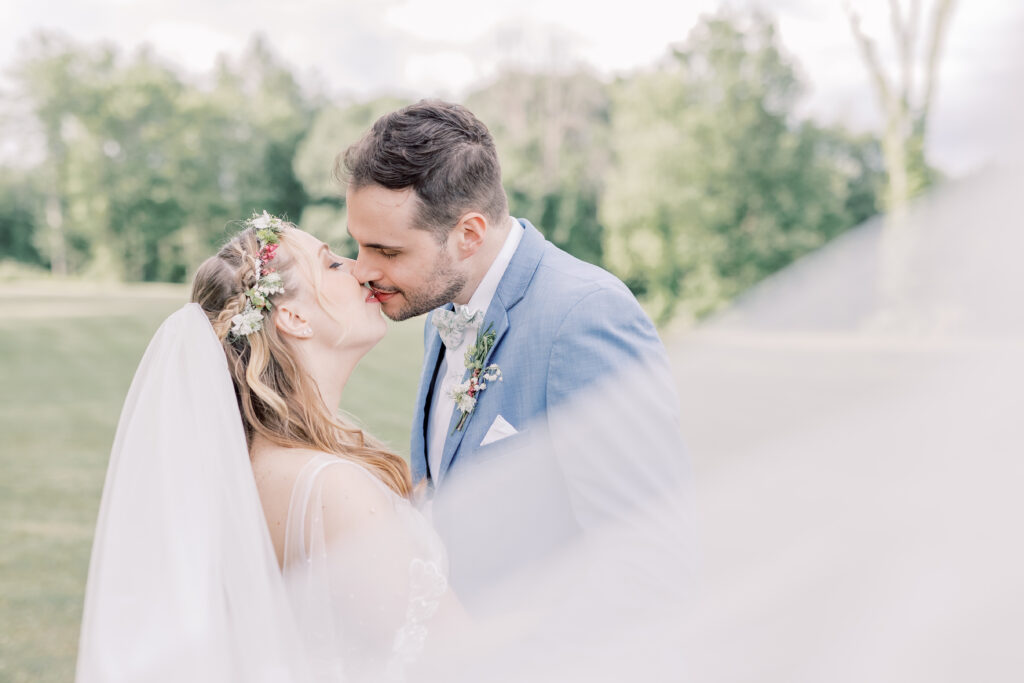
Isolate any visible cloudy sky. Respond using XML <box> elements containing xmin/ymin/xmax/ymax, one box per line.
<box><xmin>1</xmin><ymin>0</ymin><xmax>1021</xmax><ymax>174</ymax></box>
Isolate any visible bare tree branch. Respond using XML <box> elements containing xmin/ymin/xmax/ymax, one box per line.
<box><xmin>888</xmin><ymin>0</ymin><xmax>906</xmax><ymax>47</ymax></box>
<box><xmin>920</xmin><ymin>0</ymin><xmax>956</xmax><ymax>130</ymax></box>
<box><xmin>889</xmin><ymin>0</ymin><xmax>914</xmax><ymax>107</ymax></box>
<box><xmin>906</xmin><ymin>0</ymin><xmax>923</xmax><ymax>103</ymax></box>
<box><xmin>907</xmin><ymin>0</ymin><xmax>923</xmax><ymax>45</ymax></box>
<box><xmin>843</xmin><ymin>1</ymin><xmax>894</xmax><ymax>112</ymax></box>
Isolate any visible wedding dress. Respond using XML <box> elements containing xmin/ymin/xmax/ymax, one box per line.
<box><xmin>76</xmin><ymin>302</ymin><xmax>693</xmax><ymax>683</ymax></box>
<box><xmin>74</xmin><ymin>304</ymin><xmax>456</xmax><ymax>683</ymax></box>
<box><xmin>281</xmin><ymin>454</ymin><xmax>449</xmax><ymax>682</ymax></box>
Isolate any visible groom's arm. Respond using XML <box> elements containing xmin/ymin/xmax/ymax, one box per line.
<box><xmin>544</xmin><ymin>282</ymin><xmax>687</xmax><ymax>529</ymax></box>
<box><xmin>545</xmin><ymin>282</ymin><xmax>669</xmax><ymax>408</ymax></box>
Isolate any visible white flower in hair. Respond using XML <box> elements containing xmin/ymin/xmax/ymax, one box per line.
<box><xmin>230</xmin><ymin>210</ymin><xmax>287</xmax><ymax>342</ymax></box>
<box><xmin>258</xmin><ymin>272</ymin><xmax>284</xmax><ymax>295</ymax></box>
<box><xmin>249</xmin><ymin>210</ymin><xmax>274</xmax><ymax>231</ymax></box>
<box><xmin>230</xmin><ymin>304</ymin><xmax>264</xmax><ymax>338</ymax></box>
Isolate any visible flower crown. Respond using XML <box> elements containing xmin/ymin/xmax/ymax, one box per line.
<box><xmin>229</xmin><ymin>211</ymin><xmax>287</xmax><ymax>341</ymax></box>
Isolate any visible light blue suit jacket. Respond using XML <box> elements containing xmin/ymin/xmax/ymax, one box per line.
<box><xmin>410</xmin><ymin>219</ymin><xmax>671</xmax><ymax>489</ymax></box>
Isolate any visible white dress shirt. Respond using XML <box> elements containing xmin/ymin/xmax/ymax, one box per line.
<box><xmin>426</xmin><ymin>218</ymin><xmax>524</xmax><ymax>482</ymax></box>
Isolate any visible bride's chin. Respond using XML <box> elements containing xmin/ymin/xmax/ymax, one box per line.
<box><xmin>360</xmin><ymin>319</ymin><xmax>387</xmax><ymax>347</ymax></box>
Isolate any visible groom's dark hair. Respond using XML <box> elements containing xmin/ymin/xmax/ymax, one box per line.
<box><xmin>339</xmin><ymin>99</ymin><xmax>508</xmax><ymax>242</ymax></box>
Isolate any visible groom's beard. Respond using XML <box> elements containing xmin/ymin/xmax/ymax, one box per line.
<box><xmin>379</xmin><ymin>255</ymin><xmax>467</xmax><ymax>322</ymax></box>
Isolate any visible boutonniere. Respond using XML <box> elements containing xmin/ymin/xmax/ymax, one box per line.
<box><xmin>449</xmin><ymin>323</ymin><xmax>502</xmax><ymax>433</ymax></box>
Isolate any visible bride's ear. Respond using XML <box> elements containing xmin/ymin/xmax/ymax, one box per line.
<box><xmin>274</xmin><ymin>302</ymin><xmax>313</xmax><ymax>340</ymax></box>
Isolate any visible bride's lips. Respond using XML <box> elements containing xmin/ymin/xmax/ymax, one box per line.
<box><xmin>367</xmin><ymin>287</ymin><xmax>398</xmax><ymax>304</ymax></box>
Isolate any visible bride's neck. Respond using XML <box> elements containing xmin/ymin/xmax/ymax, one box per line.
<box><xmin>247</xmin><ymin>347</ymin><xmax>363</xmax><ymax>459</ymax></box>
<box><xmin>302</xmin><ymin>346</ymin><xmax>361</xmax><ymax>419</ymax></box>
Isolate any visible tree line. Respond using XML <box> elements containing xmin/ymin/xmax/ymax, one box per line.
<box><xmin>1</xmin><ymin>11</ymin><xmax>907</xmax><ymax>322</ymax></box>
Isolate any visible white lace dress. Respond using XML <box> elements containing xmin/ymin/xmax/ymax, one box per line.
<box><xmin>281</xmin><ymin>455</ymin><xmax>449</xmax><ymax>683</ymax></box>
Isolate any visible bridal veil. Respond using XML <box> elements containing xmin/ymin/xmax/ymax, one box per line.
<box><xmin>76</xmin><ymin>304</ymin><xmax>310</xmax><ymax>682</ymax></box>
<box><xmin>74</xmin><ymin>302</ymin><xmax>695</xmax><ymax>683</ymax></box>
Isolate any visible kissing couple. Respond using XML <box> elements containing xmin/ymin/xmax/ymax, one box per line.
<box><xmin>76</xmin><ymin>100</ymin><xmax>691</xmax><ymax>682</ymax></box>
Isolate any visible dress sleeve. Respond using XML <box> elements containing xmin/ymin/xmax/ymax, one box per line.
<box><xmin>282</xmin><ymin>456</ymin><xmax>450</xmax><ymax>682</ymax></box>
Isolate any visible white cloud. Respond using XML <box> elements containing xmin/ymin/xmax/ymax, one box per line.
<box><xmin>140</xmin><ymin>22</ymin><xmax>245</xmax><ymax>74</ymax></box>
<box><xmin>0</xmin><ymin>0</ymin><xmax>1021</xmax><ymax>173</ymax></box>
<box><xmin>384</xmin><ymin>0</ymin><xmax>509</xmax><ymax>41</ymax></box>
<box><xmin>402</xmin><ymin>50</ymin><xmax>481</xmax><ymax>97</ymax></box>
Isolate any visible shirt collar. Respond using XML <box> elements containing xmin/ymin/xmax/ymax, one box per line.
<box><xmin>458</xmin><ymin>217</ymin><xmax>524</xmax><ymax>316</ymax></box>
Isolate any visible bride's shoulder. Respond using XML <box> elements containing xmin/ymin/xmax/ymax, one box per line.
<box><xmin>283</xmin><ymin>450</ymin><xmax>405</xmax><ymax>522</ymax></box>
<box><xmin>253</xmin><ymin>447</ymin><xmax>397</xmax><ymax>510</ymax></box>
<box><xmin>307</xmin><ymin>453</ymin><xmax>395</xmax><ymax>497</ymax></box>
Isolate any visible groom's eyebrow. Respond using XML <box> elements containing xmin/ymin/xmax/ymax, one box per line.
<box><xmin>345</xmin><ymin>227</ymin><xmax>401</xmax><ymax>251</ymax></box>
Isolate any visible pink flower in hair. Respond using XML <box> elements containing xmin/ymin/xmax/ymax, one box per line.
<box><xmin>259</xmin><ymin>243</ymin><xmax>279</xmax><ymax>263</ymax></box>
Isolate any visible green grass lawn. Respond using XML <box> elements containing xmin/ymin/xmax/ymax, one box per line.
<box><xmin>0</xmin><ymin>282</ymin><xmax>424</xmax><ymax>682</ymax></box>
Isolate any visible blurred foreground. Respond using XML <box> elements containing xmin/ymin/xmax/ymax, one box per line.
<box><xmin>672</xmin><ymin>165</ymin><xmax>1024</xmax><ymax>680</ymax></box>
<box><xmin>2</xmin><ymin>165</ymin><xmax>1021</xmax><ymax>680</ymax></box>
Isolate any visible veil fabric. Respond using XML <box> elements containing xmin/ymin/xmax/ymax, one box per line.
<box><xmin>280</xmin><ymin>454</ymin><xmax>450</xmax><ymax>682</ymax></box>
<box><xmin>76</xmin><ymin>165</ymin><xmax>1024</xmax><ymax>681</ymax></box>
<box><xmin>75</xmin><ymin>304</ymin><xmax>461</xmax><ymax>683</ymax></box>
<box><xmin>74</xmin><ymin>302</ymin><xmax>695</xmax><ymax>683</ymax></box>
<box><xmin>76</xmin><ymin>304</ymin><xmax>310</xmax><ymax>682</ymax></box>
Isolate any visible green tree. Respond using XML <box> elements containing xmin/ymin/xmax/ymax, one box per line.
<box><xmin>466</xmin><ymin>70</ymin><xmax>611</xmax><ymax>266</ymax></box>
<box><xmin>9</xmin><ymin>33</ymin><xmax>316</xmax><ymax>282</ymax></box>
<box><xmin>601</xmin><ymin>12</ymin><xmax>884</xmax><ymax>323</ymax></box>
<box><xmin>9</xmin><ymin>33</ymin><xmax>116</xmax><ymax>275</ymax></box>
<box><xmin>0</xmin><ymin>168</ymin><xmax>43</xmax><ymax>265</ymax></box>
<box><xmin>293</xmin><ymin>96</ymin><xmax>409</xmax><ymax>254</ymax></box>
<box><xmin>843</xmin><ymin>0</ymin><xmax>955</xmax><ymax>210</ymax></box>
<box><xmin>67</xmin><ymin>47</ymin><xmax>189</xmax><ymax>280</ymax></box>
<box><xmin>842</xmin><ymin>0</ymin><xmax>957</xmax><ymax>322</ymax></box>
<box><xmin>217</xmin><ymin>37</ymin><xmax>314</xmax><ymax>223</ymax></box>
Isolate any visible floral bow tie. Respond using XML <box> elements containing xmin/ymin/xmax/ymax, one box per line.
<box><xmin>432</xmin><ymin>306</ymin><xmax>484</xmax><ymax>349</ymax></box>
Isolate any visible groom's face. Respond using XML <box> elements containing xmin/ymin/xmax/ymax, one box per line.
<box><xmin>347</xmin><ymin>184</ymin><xmax>467</xmax><ymax>321</ymax></box>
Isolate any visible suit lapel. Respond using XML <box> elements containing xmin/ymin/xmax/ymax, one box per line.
<box><xmin>411</xmin><ymin>307</ymin><xmax>449</xmax><ymax>484</ymax></box>
<box><xmin>435</xmin><ymin>219</ymin><xmax>547</xmax><ymax>484</ymax></box>
<box><xmin>436</xmin><ymin>305</ymin><xmax>510</xmax><ymax>484</ymax></box>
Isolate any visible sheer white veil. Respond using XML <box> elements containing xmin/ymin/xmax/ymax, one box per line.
<box><xmin>418</xmin><ymin>165</ymin><xmax>1024</xmax><ymax>681</ymax></box>
<box><xmin>74</xmin><ymin>297</ymin><xmax>696</xmax><ymax>682</ymax></box>
<box><xmin>73</xmin><ymin>157</ymin><xmax>1024</xmax><ymax>681</ymax></box>
<box><xmin>76</xmin><ymin>303</ymin><xmax>309</xmax><ymax>682</ymax></box>
<box><xmin>420</xmin><ymin>356</ymin><xmax>696</xmax><ymax>683</ymax></box>
<box><xmin>668</xmin><ymin>163</ymin><xmax>1024</xmax><ymax>681</ymax></box>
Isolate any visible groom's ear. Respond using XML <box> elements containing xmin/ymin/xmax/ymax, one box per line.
<box><xmin>273</xmin><ymin>301</ymin><xmax>311</xmax><ymax>340</ymax></box>
<box><xmin>452</xmin><ymin>212</ymin><xmax>487</xmax><ymax>258</ymax></box>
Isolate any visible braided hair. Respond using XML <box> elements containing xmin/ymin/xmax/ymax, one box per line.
<box><xmin>191</xmin><ymin>223</ymin><xmax>413</xmax><ymax>499</ymax></box>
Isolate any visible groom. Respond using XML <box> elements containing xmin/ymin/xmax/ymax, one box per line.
<box><xmin>343</xmin><ymin>101</ymin><xmax>681</xmax><ymax>533</ymax></box>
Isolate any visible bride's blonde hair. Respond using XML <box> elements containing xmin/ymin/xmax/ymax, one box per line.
<box><xmin>191</xmin><ymin>222</ymin><xmax>412</xmax><ymax>499</ymax></box>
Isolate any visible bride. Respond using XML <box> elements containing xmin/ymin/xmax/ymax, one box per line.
<box><xmin>76</xmin><ymin>213</ymin><xmax>466</xmax><ymax>682</ymax></box>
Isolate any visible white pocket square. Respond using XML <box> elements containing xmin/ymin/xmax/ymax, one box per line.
<box><xmin>480</xmin><ymin>414</ymin><xmax>518</xmax><ymax>446</ymax></box>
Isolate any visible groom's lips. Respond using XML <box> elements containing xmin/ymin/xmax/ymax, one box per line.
<box><xmin>368</xmin><ymin>287</ymin><xmax>398</xmax><ymax>303</ymax></box>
